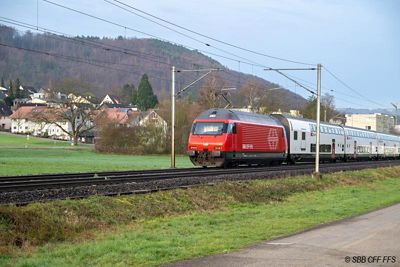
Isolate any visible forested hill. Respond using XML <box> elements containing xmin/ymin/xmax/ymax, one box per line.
<box><xmin>0</xmin><ymin>25</ymin><xmax>306</xmax><ymax>109</ymax></box>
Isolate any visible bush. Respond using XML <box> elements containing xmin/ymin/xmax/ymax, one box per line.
<box><xmin>95</xmin><ymin>123</ymin><xmax>167</xmax><ymax>154</ymax></box>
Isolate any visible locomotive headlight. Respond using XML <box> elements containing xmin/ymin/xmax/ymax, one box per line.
<box><xmin>190</xmin><ymin>146</ymin><xmax>197</xmax><ymax>150</ymax></box>
<box><xmin>214</xmin><ymin>146</ymin><xmax>222</xmax><ymax>150</ymax></box>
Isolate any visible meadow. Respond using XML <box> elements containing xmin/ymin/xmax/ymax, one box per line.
<box><xmin>0</xmin><ymin>132</ymin><xmax>192</xmax><ymax>176</ymax></box>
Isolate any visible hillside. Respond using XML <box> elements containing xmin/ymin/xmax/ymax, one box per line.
<box><xmin>0</xmin><ymin>25</ymin><xmax>306</xmax><ymax>109</ymax></box>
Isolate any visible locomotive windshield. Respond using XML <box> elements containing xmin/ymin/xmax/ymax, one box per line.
<box><xmin>192</xmin><ymin>122</ymin><xmax>228</xmax><ymax>135</ymax></box>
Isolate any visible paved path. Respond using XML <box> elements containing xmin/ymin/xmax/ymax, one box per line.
<box><xmin>168</xmin><ymin>204</ymin><xmax>400</xmax><ymax>267</ymax></box>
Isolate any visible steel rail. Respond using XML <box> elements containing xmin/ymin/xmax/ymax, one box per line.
<box><xmin>1</xmin><ymin>160</ymin><xmax>399</xmax><ymax>193</ymax></box>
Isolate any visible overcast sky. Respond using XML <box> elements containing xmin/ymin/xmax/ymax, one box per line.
<box><xmin>1</xmin><ymin>0</ymin><xmax>399</xmax><ymax>109</ymax></box>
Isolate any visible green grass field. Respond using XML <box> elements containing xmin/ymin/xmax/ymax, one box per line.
<box><xmin>0</xmin><ymin>132</ymin><xmax>192</xmax><ymax>176</ymax></box>
<box><xmin>1</xmin><ymin>167</ymin><xmax>400</xmax><ymax>266</ymax></box>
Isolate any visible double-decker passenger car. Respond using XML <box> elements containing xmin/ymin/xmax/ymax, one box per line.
<box><xmin>273</xmin><ymin>115</ymin><xmax>400</xmax><ymax>163</ymax></box>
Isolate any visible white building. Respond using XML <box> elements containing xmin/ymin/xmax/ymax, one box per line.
<box><xmin>10</xmin><ymin>106</ymin><xmax>71</xmax><ymax>140</ymax></box>
<box><xmin>345</xmin><ymin>113</ymin><xmax>396</xmax><ymax>133</ymax></box>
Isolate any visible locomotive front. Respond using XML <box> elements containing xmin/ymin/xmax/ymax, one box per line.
<box><xmin>187</xmin><ymin>119</ymin><xmax>234</xmax><ymax>167</ymax></box>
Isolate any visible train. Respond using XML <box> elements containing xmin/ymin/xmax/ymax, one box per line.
<box><xmin>187</xmin><ymin>108</ymin><xmax>400</xmax><ymax>167</ymax></box>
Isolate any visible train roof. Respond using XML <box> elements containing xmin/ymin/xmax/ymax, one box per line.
<box><xmin>273</xmin><ymin>114</ymin><xmax>400</xmax><ymax>139</ymax></box>
<box><xmin>196</xmin><ymin>108</ymin><xmax>282</xmax><ymax>126</ymax></box>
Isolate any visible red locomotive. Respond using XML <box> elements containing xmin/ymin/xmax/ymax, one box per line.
<box><xmin>188</xmin><ymin>109</ymin><xmax>287</xmax><ymax>167</ymax></box>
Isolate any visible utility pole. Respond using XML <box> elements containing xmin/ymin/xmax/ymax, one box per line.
<box><xmin>313</xmin><ymin>64</ymin><xmax>322</xmax><ymax>179</ymax></box>
<box><xmin>170</xmin><ymin>66</ymin><xmax>221</xmax><ymax>168</ymax></box>
<box><xmin>171</xmin><ymin>66</ymin><xmax>176</xmax><ymax>168</ymax></box>
<box><xmin>264</xmin><ymin>65</ymin><xmax>321</xmax><ymax>178</ymax></box>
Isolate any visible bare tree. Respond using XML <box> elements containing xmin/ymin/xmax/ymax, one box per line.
<box><xmin>238</xmin><ymin>81</ymin><xmax>265</xmax><ymax>111</ymax></box>
<box><xmin>33</xmin><ymin>100</ymin><xmax>95</xmax><ymax>145</ymax></box>
<box><xmin>197</xmin><ymin>74</ymin><xmax>225</xmax><ymax>109</ymax></box>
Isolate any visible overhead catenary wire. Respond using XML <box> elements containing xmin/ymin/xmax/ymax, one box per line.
<box><xmin>103</xmin><ymin>0</ymin><xmax>271</xmax><ymax>71</ymax></box>
<box><xmin>3</xmin><ymin>2</ymin><xmax>321</xmax><ymax>100</ymax></box>
<box><xmin>284</xmin><ymin>71</ymin><xmax>392</xmax><ymax>109</ymax></box>
<box><xmin>0</xmin><ymin>17</ymin><xmax>176</xmax><ymax>68</ymax></box>
<box><xmin>41</xmin><ymin>0</ymin><xmax>317</xmax><ymax>95</ymax></box>
<box><xmin>0</xmin><ymin>23</ymin><xmax>255</xmax><ymax>92</ymax></box>
<box><xmin>322</xmin><ymin>65</ymin><xmax>387</xmax><ymax>108</ymax></box>
<box><xmin>108</xmin><ymin>0</ymin><xmax>316</xmax><ymax>66</ymax></box>
<box><xmin>41</xmin><ymin>0</ymin><xmax>258</xmax><ymax>69</ymax></box>
<box><xmin>0</xmin><ymin>42</ymin><xmax>177</xmax><ymax>84</ymax></box>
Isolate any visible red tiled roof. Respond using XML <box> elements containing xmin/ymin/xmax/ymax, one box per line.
<box><xmin>98</xmin><ymin>108</ymin><xmax>131</xmax><ymax>124</ymax></box>
<box><xmin>9</xmin><ymin>106</ymin><xmax>46</xmax><ymax>120</ymax></box>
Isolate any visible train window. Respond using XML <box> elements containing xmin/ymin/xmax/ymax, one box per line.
<box><xmin>294</xmin><ymin>131</ymin><xmax>298</xmax><ymax>140</ymax></box>
<box><xmin>302</xmin><ymin>132</ymin><xmax>306</xmax><ymax>140</ymax></box>
<box><xmin>323</xmin><ymin>145</ymin><xmax>332</xmax><ymax>152</ymax></box>
<box><xmin>310</xmin><ymin>144</ymin><xmax>331</xmax><ymax>152</ymax></box>
<box><xmin>192</xmin><ymin>122</ymin><xmax>227</xmax><ymax>135</ymax></box>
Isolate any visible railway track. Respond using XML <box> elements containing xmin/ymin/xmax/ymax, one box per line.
<box><xmin>1</xmin><ymin>160</ymin><xmax>399</xmax><ymax>204</ymax></box>
<box><xmin>0</xmin><ymin>164</ymin><xmax>310</xmax><ymax>192</ymax></box>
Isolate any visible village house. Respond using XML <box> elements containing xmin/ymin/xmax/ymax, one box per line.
<box><xmin>98</xmin><ymin>107</ymin><xmax>167</xmax><ymax>132</ymax></box>
<box><xmin>10</xmin><ymin>106</ymin><xmax>71</xmax><ymax>140</ymax></box>
<box><xmin>67</xmin><ymin>93</ymin><xmax>94</xmax><ymax>105</ymax></box>
<box><xmin>0</xmin><ymin>102</ymin><xmax>12</xmax><ymax>131</ymax></box>
<box><xmin>99</xmin><ymin>94</ymin><xmax>122</xmax><ymax>107</ymax></box>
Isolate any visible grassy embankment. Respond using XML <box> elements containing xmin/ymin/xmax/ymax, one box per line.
<box><xmin>0</xmin><ymin>132</ymin><xmax>192</xmax><ymax>176</ymax></box>
<box><xmin>0</xmin><ymin>166</ymin><xmax>399</xmax><ymax>266</ymax></box>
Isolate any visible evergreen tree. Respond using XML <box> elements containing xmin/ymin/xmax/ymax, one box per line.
<box><xmin>119</xmin><ymin>83</ymin><xmax>137</xmax><ymax>105</ymax></box>
<box><xmin>136</xmin><ymin>74</ymin><xmax>158</xmax><ymax>111</ymax></box>
<box><xmin>7</xmin><ymin>80</ymin><xmax>13</xmax><ymax>97</ymax></box>
<box><xmin>14</xmin><ymin>78</ymin><xmax>22</xmax><ymax>98</ymax></box>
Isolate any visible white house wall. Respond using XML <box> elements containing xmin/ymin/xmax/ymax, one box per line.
<box><xmin>0</xmin><ymin>116</ymin><xmax>11</xmax><ymax>130</ymax></box>
<box><xmin>11</xmin><ymin>119</ymin><xmax>71</xmax><ymax>140</ymax></box>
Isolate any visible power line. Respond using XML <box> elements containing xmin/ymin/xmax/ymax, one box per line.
<box><xmin>0</xmin><ymin>17</ymin><xmax>176</xmax><ymax>68</ymax></box>
<box><xmin>0</xmin><ymin>24</ymin><xmax>256</xmax><ymax>91</ymax></box>
<box><xmin>323</xmin><ymin>65</ymin><xmax>386</xmax><ymax>108</ymax></box>
<box><xmin>104</xmin><ymin>0</ymin><xmax>270</xmax><ymax>70</ymax></box>
<box><xmin>108</xmin><ymin>0</ymin><xmax>316</xmax><ymax>66</ymax></box>
<box><xmin>1</xmin><ymin>18</ymin><xmax>241</xmax><ymax>85</ymax></box>
<box><xmin>42</xmin><ymin>0</ymin><xmax>256</xmax><ymax>69</ymax></box>
<box><xmin>39</xmin><ymin>1</ymin><xmax>316</xmax><ymax>96</ymax></box>
<box><xmin>284</xmin><ymin>71</ymin><xmax>392</xmax><ymax>109</ymax></box>
<box><xmin>0</xmin><ymin>42</ymin><xmax>178</xmax><ymax>84</ymax></box>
